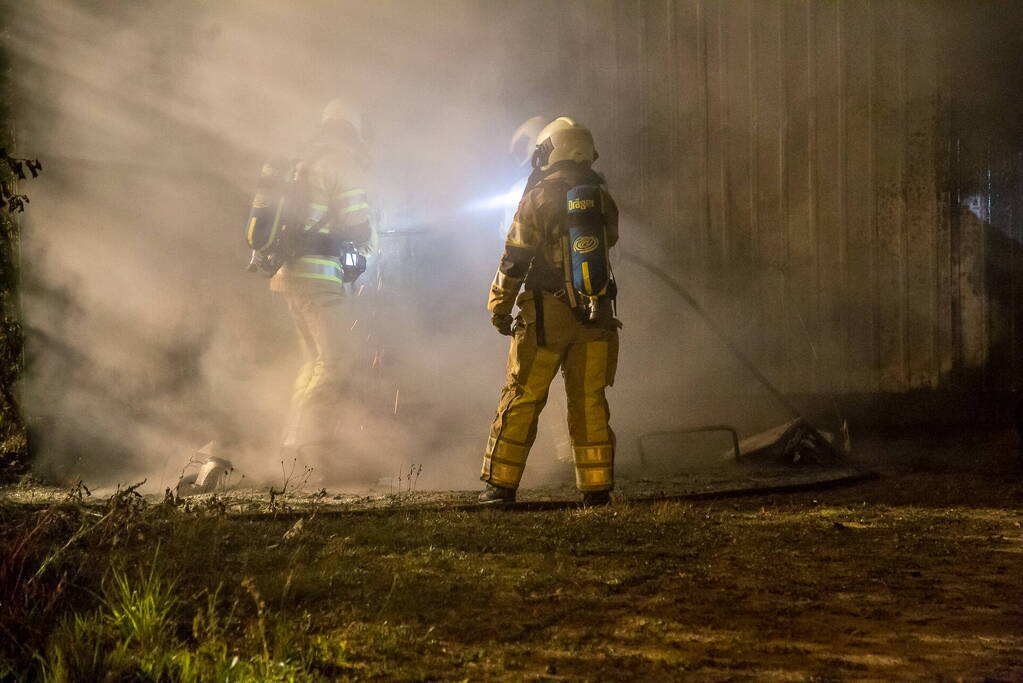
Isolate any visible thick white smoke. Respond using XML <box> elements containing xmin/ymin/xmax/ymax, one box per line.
<box><xmin>8</xmin><ymin>0</ymin><xmax>789</xmax><ymax>494</ymax></box>
<box><xmin>5</xmin><ymin>1</ymin><xmax>556</xmax><ymax>492</ymax></box>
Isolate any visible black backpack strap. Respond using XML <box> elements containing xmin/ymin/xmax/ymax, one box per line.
<box><xmin>533</xmin><ymin>289</ymin><xmax>546</xmax><ymax>347</ymax></box>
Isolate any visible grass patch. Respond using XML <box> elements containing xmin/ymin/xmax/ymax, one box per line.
<box><xmin>1</xmin><ymin>464</ymin><xmax>1022</xmax><ymax>681</ymax></box>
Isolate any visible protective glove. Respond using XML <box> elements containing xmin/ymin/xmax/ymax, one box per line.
<box><xmin>491</xmin><ymin>312</ymin><xmax>514</xmax><ymax>336</ymax></box>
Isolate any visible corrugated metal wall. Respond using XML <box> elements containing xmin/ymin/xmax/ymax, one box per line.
<box><xmin>498</xmin><ymin>0</ymin><xmax>1023</xmax><ymax>396</ymax></box>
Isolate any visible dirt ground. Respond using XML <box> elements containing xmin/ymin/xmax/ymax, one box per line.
<box><xmin>2</xmin><ymin>428</ymin><xmax>1022</xmax><ymax>681</ymax></box>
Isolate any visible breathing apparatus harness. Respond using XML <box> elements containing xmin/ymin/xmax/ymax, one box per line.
<box><xmin>244</xmin><ymin>153</ymin><xmax>366</xmax><ymax>283</ymax></box>
<box><xmin>522</xmin><ymin>161</ymin><xmax>617</xmax><ymax>345</ymax></box>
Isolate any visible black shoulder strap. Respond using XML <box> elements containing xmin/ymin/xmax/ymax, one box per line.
<box><xmin>522</xmin><ymin>166</ymin><xmax>550</xmax><ymax>195</ymax></box>
<box><xmin>533</xmin><ymin>289</ymin><xmax>546</xmax><ymax>347</ymax></box>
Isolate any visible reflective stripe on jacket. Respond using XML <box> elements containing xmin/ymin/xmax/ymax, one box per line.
<box><xmin>271</xmin><ymin>139</ymin><xmax>375</xmax><ymax>293</ymax></box>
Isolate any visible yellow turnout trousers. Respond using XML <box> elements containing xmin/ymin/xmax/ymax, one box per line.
<box><xmin>482</xmin><ymin>292</ymin><xmax>619</xmax><ymax>492</ymax></box>
<box><xmin>280</xmin><ymin>289</ymin><xmax>350</xmax><ymax>450</ymax></box>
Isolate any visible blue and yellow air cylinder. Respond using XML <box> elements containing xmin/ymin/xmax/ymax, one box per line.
<box><xmin>567</xmin><ymin>184</ymin><xmax>609</xmax><ymax>319</ymax></box>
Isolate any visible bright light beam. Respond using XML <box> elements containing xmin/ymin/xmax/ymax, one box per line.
<box><xmin>461</xmin><ymin>177</ymin><xmax>527</xmax><ymax>213</ymax></box>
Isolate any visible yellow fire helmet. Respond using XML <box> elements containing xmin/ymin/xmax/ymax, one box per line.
<box><xmin>321</xmin><ymin>98</ymin><xmax>373</xmax><ymax>149</ymax></box>
<box><xmin>532</xmin><ymin>116</ymin><xmax>598</xmax><ymax>169</ymax></box>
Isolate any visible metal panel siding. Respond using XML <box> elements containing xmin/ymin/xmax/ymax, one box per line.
<box><xmin>502</xmin><ymin>1</ymin><xmax>1018</xmax><ymax>395</ymax></box>
<box><xmin>841</xmin><ymin>0</ymin><xmax>879</xmax><ymax>392</ymax></box>
<box><xmin>903</xmin><ymin>3</ymin><xmax>940</xmax><ymax>389</ymax></box>
<box><xmin>872</xmin><ymin>0</ymin><xmax>908</xmax><ymax>391</ymax></box>
<box><xmin>598</xmin><ymin>0</ymin><xmax>961</xmax><ymax>394</ymax></box>
<box><xmin>781</xmin><ymin>0</ymin><xmax>815</xmax><ymax>392</ymax></box>
<box><xmin>814</xmin><ymin>0</ymin><xmax>845</xmax><ymax>392</ymax></box>
<box><xmin>752</xmin><ymin>0</ymin><xmax>787</xmax><ymax>378</ymax></box>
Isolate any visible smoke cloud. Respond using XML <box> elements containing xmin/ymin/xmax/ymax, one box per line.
<box><xmin>8</xmin><ymin>0</ymin><xmax>795</xmax><ymax>493</ymax></box>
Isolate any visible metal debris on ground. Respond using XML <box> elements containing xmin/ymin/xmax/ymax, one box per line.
<box><xmin>736</xmin><ymin>418</ymin><xmax>842</xmax><ymax>466</ymax></box>
<box><xmin>176</xmin><ymin>450</ymin><xmax>234</xmax><ymax>497</ymax></box>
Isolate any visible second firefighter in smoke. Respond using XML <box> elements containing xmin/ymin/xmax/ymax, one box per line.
<box><xmin>246</xmin><ymin>99</ymin><xmax>378</xmax><ymax>473</ymax></box>
<box><xmin>479</xmin><ymin>117</ymin><xmax>620</xmax><ymax>506</ymax></box>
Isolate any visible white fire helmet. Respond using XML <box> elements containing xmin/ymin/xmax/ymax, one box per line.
<box><xmin>509</xmin><ymin>116</ymin><xmax>546</xmax><ymax>167</ymax></box>
<box><xmin>532</xmin><ymin>116</ymin><xmax>597</xmax><ymax>169</ymax></box>
<box><xmin>321</xmin><ymin>98</ymin><xmax>373</xmax><ymax>148</ymax></box>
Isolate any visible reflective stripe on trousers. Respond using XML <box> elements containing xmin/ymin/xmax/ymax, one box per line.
<box><xmin>482</xmin><ymin>294</ymin><xmax>618</xmax><ymax>491</ymax></box>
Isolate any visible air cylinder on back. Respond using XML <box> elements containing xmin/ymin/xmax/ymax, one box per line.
<box><xmin>246</xmin><ymin>158</ymin><xmax>303</xmax><ymax>275</ymax></box>
<box><xmin>567</xmin><ymin>184</ymin><xmax>609</xmax><ymax>318</ymax></box>
<box><xmin>248</xmin><ymin>156</ymin><xmax>302</xmax><ymax>274</ymax></box>
<box><xmin>246</xmin><ymin>158</ymin><xmax>293</xmax><ymax>254</ymax></box>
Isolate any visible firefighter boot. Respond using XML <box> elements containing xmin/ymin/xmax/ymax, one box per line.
<box><xmin>478</xmin><ymin>484</ymin><xmax>516</xmax><ymax>505</ymax></box>
<box><xmin>581</xmin><ymin>490</ymin><xmax>610</xmax><ymax>507</ymax></box>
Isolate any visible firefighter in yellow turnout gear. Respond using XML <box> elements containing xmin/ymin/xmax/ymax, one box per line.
<box><xmin>269</xmin><ymin>101</ymin><xmax>377</xmax><ymax>459</ymax></box>
<box><xmin>479</xmin><ymin>117</ymin><xmax>620</xmax><ymax>506</ymax></box>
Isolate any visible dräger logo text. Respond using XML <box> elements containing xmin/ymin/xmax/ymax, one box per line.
<box><xmin>567</xmin><ymin>198</ymin><xmax>596</xmax><ymax>210</ymax></box>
